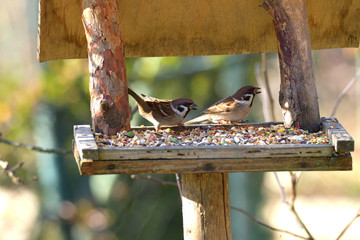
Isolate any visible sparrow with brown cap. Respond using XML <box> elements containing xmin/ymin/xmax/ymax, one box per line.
<box><xmin>185</xmin><ymin>85</ymin><xmax>261</xmax><ymax>124</ymax></box>
<box><xmin>128</xmin><ymin>88</ymin><xmax>197</xmax><ymax>130</ymax></box>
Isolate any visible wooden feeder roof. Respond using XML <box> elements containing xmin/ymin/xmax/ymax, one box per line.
<box><xmin>38</xmin><ymin>0</ymin><xmax>360</xmax><ymax>62</ymax></box>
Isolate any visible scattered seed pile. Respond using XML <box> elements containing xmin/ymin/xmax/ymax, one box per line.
<box><xmin>95</xmin><ymin>124</ymin><xmax>330</xmax><ymax>148</ymax></box>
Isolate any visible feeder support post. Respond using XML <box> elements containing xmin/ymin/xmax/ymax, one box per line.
<box><xmin>79</xmin><ymin>0</ymin><xmax>130</xmax><ymax>135</ymax></box>
<box><xmin>263</xmin><ymin>0</ymin><xmax>320</xmax><ymax>132</ymax></box>
<box><xmin>181</xmin><ymin>173</ymin><xmax>232</xmax><ymax>240</ymax></box>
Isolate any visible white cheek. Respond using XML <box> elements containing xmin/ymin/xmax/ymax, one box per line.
<box><xmin>179</xmin><ymin>108</ymin><xmax>188</xmax><ymax>117</ymax></box>
<box><xmin>171</xmin><ymin>105</ymin><xmax>188</xmax><ymax>117</ymax></box>
<box><xmin>234</xmin><ymin>95</ymin><xmax>253</xmax><ymax>106</ymax></box>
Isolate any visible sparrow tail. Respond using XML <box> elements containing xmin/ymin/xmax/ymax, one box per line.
<box><xmin>128</xmin><ymin>87</ymin><xmax>146</xmax><ymax>106</ymax></box>
<box><xmin>184</xmin><ymin>114</ymin><xmax>210</xmax><ymax>125</ymax></box>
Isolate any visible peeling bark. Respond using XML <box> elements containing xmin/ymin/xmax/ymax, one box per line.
<box><xmin>263</xmin><ymin>0</ymin><xmax>320</xmax><ymax>132</ymax></box>
<box><xmin>79</xmin><ymin>0</ymin><xmax>130</xmax><ymax>135</ymax></box>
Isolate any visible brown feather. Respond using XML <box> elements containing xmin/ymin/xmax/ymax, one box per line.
<box><xmin>203</xmin><ymin>96</ymin><xmax>238</xmax><ymax>114</ymax></box>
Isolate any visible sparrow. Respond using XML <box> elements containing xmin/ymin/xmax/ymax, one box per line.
<box><xmin>185</xmin><ymin>85</ymin><xmax>261</xmax><ymax>124</ymax></box>
<box><xmin>128</xmin><ymin>88</ymin><xmax>197</xmax><ymax>130</ymax></box>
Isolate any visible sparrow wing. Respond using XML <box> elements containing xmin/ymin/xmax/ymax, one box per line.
<box><xmin>141</xmin><ymin>94</ymin><xmax>172</xmax><ymax>102</ymax></box>
<box><xmin>203</xmin><ymin>96</ymin><xmax>238</xmax><ymax>114</ymax></box>
<box><xmin>145</xmin><ymin>99</ymin><xmax>173</xmax><ymax>117</ymax></box>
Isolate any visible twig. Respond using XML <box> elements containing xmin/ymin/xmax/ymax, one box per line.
<box><xmin>331</xmin><ymin>68</ymin><xmax>360</xmax><ymax>117</ymax></box>
<box><xmin>261</xmin><ymin>53</ymin><xmax>276</xmax><ymax>121</ymax></box>
<box><xmin>336</xmin><ymin>207</ymin><xmax>360</xmax><ymax>240</ymax></box>
<box><xmin>273</xmin><ymin>172</ymin><xmax>288</xmax><ymax>204</ymax></box>
<box><xmin>175</xmin><ymin>173</ymin><xmax>183</xmax><ymax>199</ymax></box>
<box><xmin>131</xmin><ymin>173</ymin><xmax>183</xmax><ymax>201</ymax></box>
<box><xmin>255</xmin><ymin>55</ymin><xmax>275</xmax><ymax>122</ymax></box>
<box><xmin>255</xmin><ymin>63</ymin><xmax>271</xmax><ymax>121</ymax></box>
<box><xmin>289</xmin><ymin>172</ymin><xmax>314</xmax><ymax>240</ymax></box>
<box><xmin>0</xmin><ymin>137</ymin><xmax>72</xmax><ymax>155</ymax></box>
<box><xmin>0</xmin><ymin>159</ymin><xmax>24</xmax><ymax>185</ymax></box>
<box><xmin>130</xmin><ymin>174</ymin><xmax>177</xmax><ymax>187</ymax></box>
<box><xmin>230</xmin><ymin>205</ymin><xmax>310</xmax><ymax>240</ymax></box>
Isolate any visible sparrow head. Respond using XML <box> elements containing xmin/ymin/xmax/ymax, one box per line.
<box><xmin>171</xmin><ymin>98</ymin><xmax>197</xmax><ymax>118</ymax></box>
<box><xmin>232</xmin><ymin>85</ymin><xmax>261</xmax><ymax>100</ymax></box>
<box><xmin>172</xmin><ymin>98</ymin><xmax>197</xmax><ymax>111</ymax></box>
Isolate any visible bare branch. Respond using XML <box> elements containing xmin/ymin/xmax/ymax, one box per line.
<box><xmin>0</xmin><ymin>137</ymin><xmax>72</xmax><ymax>155</ymax></box>
<box><xmin>331</xmin><ymin>68</ymin><xmax>360</xmax><ymax>117</ymax></box>
<box><xmin>130</xmin><ymin>174</ymin><xmax>177</xmax><ymax>187</ymax></box>
<box><xmin>255</xmin><ymin>63</ymin><xmax>271</xmax><ymax>122</ymax></box>
<box><xmin>336</xmin><ymin>207</ymin><xmax>360</xmax><ymax>240</ymax></box>
<box><xmin>230</xmin><ymin>205</ymin><xmax>310</xmax><ymax>240</ymax></box>
<box><xmin>130</xmin><ymin>174</ymin><xmax>184</xmax><ymax>199</ymax></box>
<box><xmin>255</xmin><ymin>54</ymin><xmax>276</xmax><ymax>122</ymax></box>
<box><xmin>0</xmin><ymin>159</ymin><xmax>24</xmax><ymax>185</ymax></box>
<box><xmin>261</xmin><ymin>53</ymin><xmax>276</xmax><ymax>121</ymax></box>
<box><xmin>175</xmin><ymin>173</ymin><xmax>183</xmax><ymax>200</ymax></box>
<box><xmin>273</xmin><ymin>172</ymin><xmax>288</xmax><ymax>204</ymax></box>
<box><xmin>289</xmin><ymin>172</ymin><xmax>314</xmax><ymax>240</ymax></box>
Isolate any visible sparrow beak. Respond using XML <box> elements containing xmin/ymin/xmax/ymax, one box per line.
<box><xmin>253</xmin><ymin>88</ymin><xmax>261</xmax><ymax>94</ymax></box>
<box><xmin>189</xmin><ymin>103</ymin><xmax>198</xmax><ymax>110</ymax></box>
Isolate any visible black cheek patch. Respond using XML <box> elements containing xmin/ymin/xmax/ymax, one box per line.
<box><xmin>177</xmin><ymin>106</ymin><xmax>185</xmax><ymax>112</ymax></box>
<box><xmin>243</xmin><ymin>96</ymin><xmax>251</xmax><ymax>101</ymax></box>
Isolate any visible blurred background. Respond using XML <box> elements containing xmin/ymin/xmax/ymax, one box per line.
<box><xmin>0</xmin><ymin>1</ymin><xmax>359</xmax><ymax>240</ymax></box>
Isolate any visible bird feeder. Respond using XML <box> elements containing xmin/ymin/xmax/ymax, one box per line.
<box><xmin>38</xmin><ymin>0</ymin><xmax>359</xmax><ymax>239</ymax></box>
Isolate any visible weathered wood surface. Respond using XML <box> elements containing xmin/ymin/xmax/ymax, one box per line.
<box><xmin>263</xmin><ymin>0</ymin><xmax>320</xmax><ymax>132</ymax></box>
<box><xmin>322</xmin><ymin>118</ymin><xmax>354</xmax><ymax>153</ymax></box>
<box><xmin>79</xmin><ymin>0</ymin><xmax>130</xmax><ymax>135</ymax></box>
<box><xmin>73</xmin><ymin>125</ymin><xmax>99</xmax><ymax>161</ymax></box>
<box><xmin>97</xmin><ymin>145</ymin><xmax>333</xmax><ymax>161</ymax></box>
<box><xmin>38</xmin><ymin>0</ymin><xmax>360</xmax><ymax>62</ymax></box>
<box><xmin>182</xmin><ymin>173</ymin><xmax>232</xmax><ymax>240</ymax></box>
<box><xmin>73</xmin><ymin>118</ymin><xmax>354</xmax><ymax>175</ymax></box>
<box><xmin>75</xmin><ymin>153</ymin><xmax>352</xmax><ymax>175</ymax></box>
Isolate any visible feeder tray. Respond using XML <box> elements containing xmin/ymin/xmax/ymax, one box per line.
<box><xmin>73</xmin><ymin>118</ymin><xmax>353</xmax><ymax>175</ymax></box>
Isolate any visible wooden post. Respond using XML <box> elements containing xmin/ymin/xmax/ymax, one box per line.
<box><xmin>79</xmin><ymin>0</ymin><xmax>130</xmax><ymax>135</ymax></box>
<box><xmin>181</xmin><ymin>173</ymin><xmax>232</xmax><ymax>240</ymax></box>
<box><xmin>263</xmin><ymin>0</ymin><xmax>320</xmax><ymax>132</ymax></box>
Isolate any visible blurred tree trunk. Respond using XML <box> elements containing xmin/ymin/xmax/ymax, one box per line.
<box><xmin>34</xmin><ymin>104</ymin><xmax>72</xmax><ymax>240</ymax></box>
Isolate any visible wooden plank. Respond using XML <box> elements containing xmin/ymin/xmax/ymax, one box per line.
<box><xmin>73</xmin><ymin>121</ymin><xmax>353</xmax><ymax>175</ymax></box>
<box><xmin>182</xmin><ymin>173</ymin><xmax>232</xmax><ymax>240</ymax></box>
<box><xmin>73</xmin><ymin>125</ymin><xmax>99</xmax><ymax>161</ymax></box>
<box><xmin>78</xmin><ymin>154</ymin><xmax>352</xmax><ymax>175</ymax></box>
<box><xmin>321</xmin><ymin>118</ymin><xmax>354</xmax><ymax>152</ymax></box>
<box><xmin>97</xmin><ymin>144</ymin><xmax>333</xmax><ymax>160</ymax></box>
<box><xmin>72</xmin><ymin>140</ymin><xmax>83</xmax><ymax>174</ymax></box>
<box><xmin>38</xmin><ymin>0</ymin><xmax>360</xmax><ymax>62</ymax></box>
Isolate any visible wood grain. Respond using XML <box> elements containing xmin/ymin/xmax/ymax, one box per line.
<box><xmin>79</xmin><ymin>0</ymin><xmax>131</xmax><ymax>135</ymax></box>
<box><xmin>263</xmin><ymin>0</ymin><xmax>320</xmax><ymax>132</ymax></box>
<box><xmin>182</xmin><ymin>173</ymin><xmax>232</xmax><ymax>240</ymax></box>
<box><xmin>73</xmin><ymin>118</ymin><xmax>354</xmax><ymax>175</ymax></box>
<box><xmin>73</xmin><ymin>125</ymin><xmax>99</xmax><ymax>161</ymax></box>
<box><xmin>76</xmin><ymin>154</ymin><xmax>352</xmax><ymax>175</ymax></box>
<box><xmin>38</xmin><ymin>0</ymin><xmax>360</xmax><ymax>62</ymax></box>
<box><xmin>322</xmin><ymin>118</ymin><xmax>354</xmax><ymax>153</ymax></box>
<box><xmin>96</xmin><ymin>144</ymin><xmax>333</xmax><ymax>160</ymax></box>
